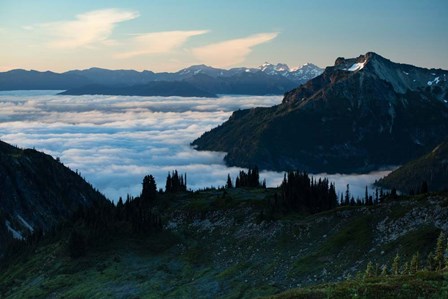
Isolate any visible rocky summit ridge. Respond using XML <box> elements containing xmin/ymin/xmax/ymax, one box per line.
<box><xmin>193</xmin><ymin>52</ymin><xmax>448</xmax><ymax>173</ymax></box>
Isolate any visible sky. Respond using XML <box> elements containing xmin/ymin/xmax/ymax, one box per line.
<box><xmin>0</xmin><ymin>0</ymin><xmax>447</xmax><ymax>72</ymax></box>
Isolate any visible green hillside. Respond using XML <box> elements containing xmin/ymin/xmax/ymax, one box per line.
<box><xmin>2</xmin><ymin>189</ymin><xmax>448</xmax><ymax>298</ymax></box>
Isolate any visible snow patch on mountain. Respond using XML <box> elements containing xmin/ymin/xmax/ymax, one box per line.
<box><xmin>6</xmin><ymin>220</ymin><xmax>23</xmax><ymax>240</ymax></box>
<box><xmin>427</xmin><ymin>77</ymin><xmax>440</xmax><ymax>86</ymax></box>
<box><xmin>17</xmin><ymin>214</ymin><xmax>34</xmax><ymax>232</ymax></box>
<box><xmin>347</xmin><ymin>62</ymin><xmax>366</xmax><ymax>72</ymax></box>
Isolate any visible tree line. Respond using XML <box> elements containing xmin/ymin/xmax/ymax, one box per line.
<box><xmin>363</xmin><ymin>231</ymin><xmax>448</xmax><ymax>279</ymax></box>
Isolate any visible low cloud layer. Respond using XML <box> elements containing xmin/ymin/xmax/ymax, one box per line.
<box><xmin>0</xmin><ymin>92</ymin><xmax>391</xmax><ymax>201</ymax></box>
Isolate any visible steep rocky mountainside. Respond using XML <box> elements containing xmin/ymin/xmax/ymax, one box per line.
<box><xmin>376</xmin><ymin>141</ymin><xmax>448</xmax><ymax>193</ymax></box>
<box><xmin>0</xmin><ymin>140</ymin><xmax>106</xmax><ymax>254</ymax></box>
<box><xmin>193</xmin><ymin>52</ymin><xmax>448</xmax><ymax>173</ymax></box>
<box><xmin>2</xmin><ymin>189</ymin><xmax>447</xmax><ymax>298</ymax></box>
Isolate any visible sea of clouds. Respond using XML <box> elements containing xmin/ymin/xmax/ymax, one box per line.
<box><xmin>0</xmin><ymin>91</ymin><xmax>391</xmax><ymax>201</ymax></box>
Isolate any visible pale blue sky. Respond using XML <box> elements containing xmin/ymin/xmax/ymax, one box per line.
<box><xmin>0</xmin><ymin>0</ymin><xmax>447</xmax><ymax>72</ymax></box>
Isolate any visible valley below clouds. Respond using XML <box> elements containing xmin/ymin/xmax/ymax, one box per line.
<box><xmin>0</xmin><ymin>91</ymin><xmax>390</xmax><ymax>201</ymax></box>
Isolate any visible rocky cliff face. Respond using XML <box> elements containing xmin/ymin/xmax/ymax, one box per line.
<box><xmin>0</xmin><ymin>140</ymin><xmax>106</xmax><ymax>253</ymax></box>
<box><xmin>192</xmin><ymin>52</ymin><xmax>448</xmax><ymax>173</ymax></box>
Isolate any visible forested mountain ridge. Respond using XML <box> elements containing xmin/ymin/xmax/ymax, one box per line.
<box><xmin>376</xmin><ymin>140</ymin><xmax>448</xmax><ymax>193</ymax></box>
<box><xmin>0</xmin><ymin>140</ymin><xmax>107</xmax><ymax>255</ymax></box>
<box><xmin>192</xmin><ymin>52</ymin><xmax>448</xmax><ymax>173</ymax></box>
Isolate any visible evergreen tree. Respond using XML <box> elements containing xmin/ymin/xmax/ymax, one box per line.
<box><xmin>345</xmin><ymin>184</ymin><xmax>350</xmax><ymax>206</ymax></box>
<box><xmin>427</xmin><ymin>251</ymin><xmax>435</xmax><ymax>271</ymax></box>
<box><xmin>165</xmin><ymin>170</ymin><xmax>187</xmax><ymax>193</ymax></box>
<box><xmin>165</xmin><ymin>173</ymin><xmax>172</xmax><ymax>192</ymax></box>
<box><xmin>364</xmin><ymin>261</ymin><xmax>375</xmax><ymax>279</ymax></box>
<box><xmin>434</xmin><ymin>231</ymin><xmax>446</xmax><ymax>271</ymax></box>
<box><xmin>380</xmin><ymin>265</ymin><xmax>388</xmax><ymax>276</ymax></box>
<box><xmin>234</xmin><ymin>167</ymin><xmax>262</xmax><ymax>188</ymax></box>
<box><xmin>278</xmin><ymin>171</ymin><xmax>338</xmax><ymax>213</ymax></box>
<box><xmin>392</xmin><ymin>253</ymin><xmax>400</xmax><ymax>275</ymax></box>
<box><xmin>141</xmin><ymin>175</ymin><xmax>157</xmax><ymax>203</ymax></box>
<box><xmin>410</xmin><ymin>252</ymin><xmax>419</xmax><ymax>274</ymax></box>
<box><xmin>402</xmin><ymin>262</ymin><xmax>409</xmax><ymax>275</ymax></box>
<box><xmin>365</xmin><ymin>186</ymin><xmax>369</xmax><ymax>204</ymax></box>
<box><xmin>117</xmin><ymin>197</ymin><xmax>124</xmax><ymax>209</ymax></box>
<box><xmin>329</xmin><ymin>183</ymin><xmax>338</xmax><ymax>209</ymax></box>
<box><xmin>235</xmin><ymin>177</ymin><xmax>240</xmax><ymax>188</ymax></box>
<box><xmin>226</xmin><ymin>174</ymin><xmax>233</xmax><ymax>189</ymax></box>
<box><xmin>445</xmin><ymin>240</ymin><xmax>448</xmax><ymax>269</ymax></box>
<box><xmin>350</xmin><ymin>196</ymin><xmax>356</xmax><ymax>206</ymax></box>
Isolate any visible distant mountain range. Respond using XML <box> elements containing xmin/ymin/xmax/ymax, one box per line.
<box><xmin>192</xmin><ymin>52</ymin><xmax>448</xmax><ymax>173</ymax></box>
<box><xmin>0</xmin><ymin>63</ymin><xmax>323</xmax><ymax>97</ymax></box>
<box><xmin>376</xmin><ymin>141</ymin><xmax>448</xmax><ymax>193</ymax></box>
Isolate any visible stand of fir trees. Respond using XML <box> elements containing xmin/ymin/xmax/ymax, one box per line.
<box><xmin>274</xmin><ymin>171</ymin><xmax>338</xmax><ymax>214</ymax></box>
<box><xmin>225</xmin><ymin>167</ymin><xmax>266</xmax><ymax>189</ymax></box>
<box><xmin>2</xmin><ymin>174</ymin><xmax>164</xmax><ymax>261</ymax></box>
<box><xmin>362</xmin><ymin>231</ymin><xmax>448</xmax><ymax>279</ymax></box>
<box><xmin>165</xmin><ymin>170</ymin><xmax>187</xmax><ymax>193</ymax></box>
<box><xmin>339</xmin><ymin>184</ymin><xmax>391</xmax><ymax>207</ymax></box>
<box><xmin>234</xmin><ymin>167</ymin><xmax>263</xmax><ymax>188</ymax></box>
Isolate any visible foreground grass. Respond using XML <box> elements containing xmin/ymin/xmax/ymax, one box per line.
<box><xmin>2</xmin><ymin>192</ymin><xmax>448</xmax><ymax>298</ymax></box>
<box><xmin>264</xmin><ymin>271</ymin><xmax>448</xmax><ymax>299</ymax></box>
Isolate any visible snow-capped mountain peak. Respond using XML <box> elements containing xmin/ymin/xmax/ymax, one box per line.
<box><xmin>259</xmin><ymin>62</ymin><xmax>290</xmax><ymax>73</ymax></box>
<box><xmin>257</xmin><ymin>62</ymin><xmax>323</xmax><ymax>83</ymax></box>
<box><xmin>173</xmin><ymin>61</ymin><xmax>323</xmax><ymax>84</ymax></box>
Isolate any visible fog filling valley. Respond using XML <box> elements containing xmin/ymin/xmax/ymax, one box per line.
<box><xmin>0</xmin><ymin>91</ymin><xmax>391</xmax><ymax>201</ymax></box>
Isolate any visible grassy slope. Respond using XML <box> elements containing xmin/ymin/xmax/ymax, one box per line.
<box><xmin>264</xmin><ymin>271</ymin><xmax>448</xmax><ymax>299</ymax></box>
<box><xmin>1</xmin><ymin>190</ymin><xmax>448</xmax><ymax>298</ymax></box>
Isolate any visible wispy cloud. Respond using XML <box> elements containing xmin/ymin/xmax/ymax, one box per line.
<box><xmin>115</xmin><ymin>30</ymin><xmax>208</xmax><ymax>59</ymax></box>
<box><xmin>192</xmin><ymin>32</ymin><xmax>279</xmax><ymax>67</ymax></box>
<box><xmin>32</xmin><ymin>9</ymin><xmax>139</xmax><ymax>49</ymax></box>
